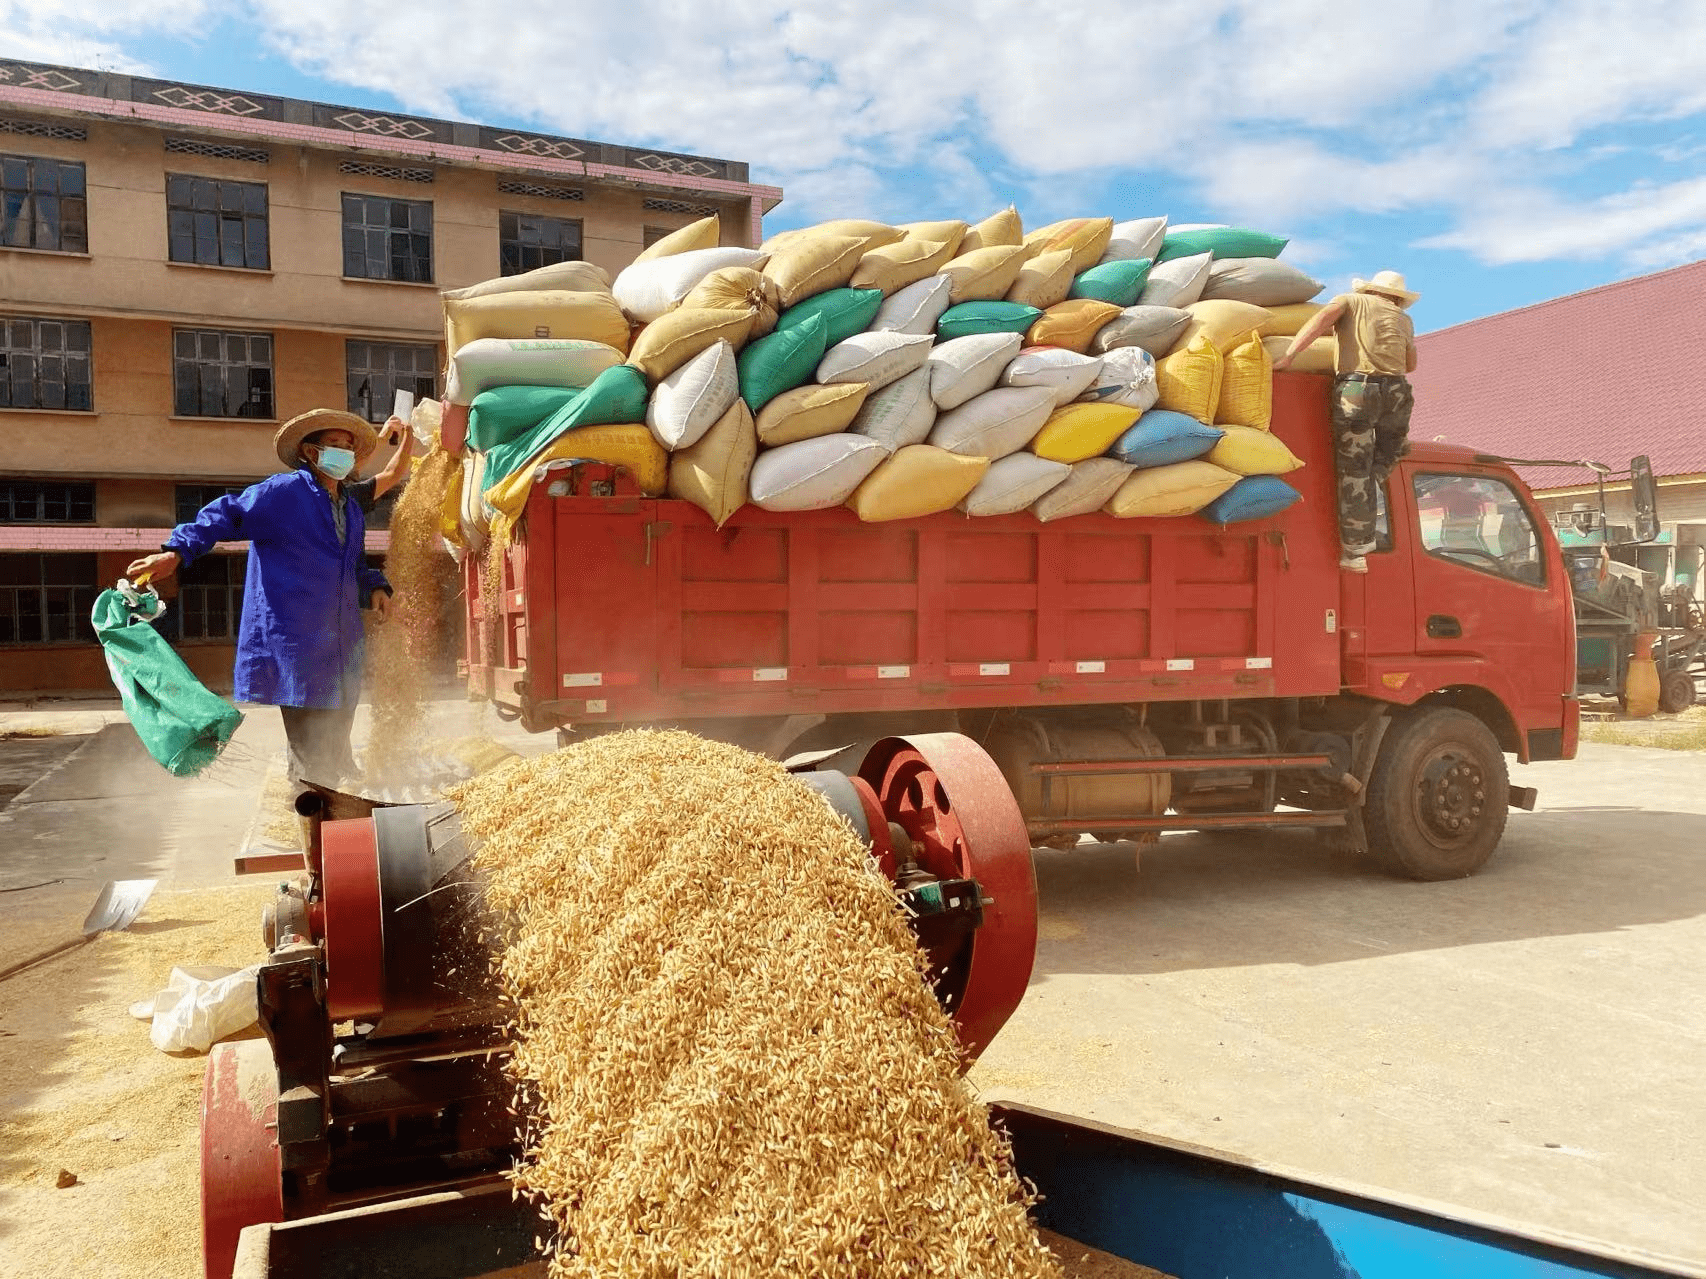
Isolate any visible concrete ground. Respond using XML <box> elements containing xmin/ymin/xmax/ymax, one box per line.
<box><xmin>971</xmin><ymin>742</ymin><xmax>1706</xmax><ymax>1274</ymax></box>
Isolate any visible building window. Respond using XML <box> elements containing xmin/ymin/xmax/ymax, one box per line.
<box><xmin>0</xmin><ymin>552</ymin><xmax>97</xmax><ymax>644</ymax></box>
<box><xmin>341</xmin><ymin>193</ymin><xmax>432</xmax><ymax>282</ymax></box>
<box><xmin>166</xmin><ymin>174</ymin><xmax>269</xmax><ymax>270</ymax></box>
<box><xmin>173</xmin><ymin>329</ymin><xmax>274</xmax><ymax>419</ymax></box>
<box><xmin>499</xmin><ymin>210</ymin><xmax>581</xmax><ymax>276</ymax></box>
<box><xmin>174</xmin><ymin>483</ymin><xmax>246</xmax><ymax>525</ymax></box>
<box><xmin>641</xmin><ymin>225</ymin><xmax>674</xmax><ymax>249</ymax></box>
<box><xmin>0</xmin><ymin>154</ymin><xmax>87</xmax><ymax>253</ymax></box>
<box><xmin>346</xmin><ymin>340</ymin><xmax>437</xmax><ymax>423</ymax></box>
<box><xmin>0</xmin><ymin>317</ymin><xmax>92</xmax><ymax>411</ymax></box>
<box><xmin>0</xmin><ymin>479</ymin><xmax>94</xmax><ymax>523</ymax></box>
<box><xmin>174</xmin><ymin>553</ymin><xmax>244</xmax><ymax>642</ymax></box>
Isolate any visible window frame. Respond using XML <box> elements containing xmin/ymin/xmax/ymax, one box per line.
<box><xmin>0</xmin><ymin>315</ymin><xmax>93</xmax><ymax>412</ymax></box>
<box><xmin>1411</xmin><ymin>470</ymin><xmax>1549</xmax><ymax>589</ymax></box>
<box><xmin>344</xmin><ymin>339</ymin><xmax>438</xmax><ymax>424</ymax></box>
<box><xmin>0</xmin><ymin>478</ymin><xmax>96</xmax><ymax>524</ymax></box>
<box><xmin>173</xmin><ymin>483</ymin><xmax>246</xmax><ymax>525</ymax></box>
<box><xmin>0</xmin><ymin>551</ymin><xmax>98</xmax><ymax>645</ymax></box>
<box><xmin>0</xmin><ymin>153</ymin><xmax>88</xmax><ymax>253</ymax></box>
<box><xmin>165</xmin><ymin>172</ymin><xmax>270</xmax><ymax>271</ymax></box>
<box><xmin>168</xmin><ymin>551</ymin><xmax>245</xmax><ymax>643</ymax></box>
<box><xmin>172</xmin><ymin>327</ymin><xmax>276</xmax><ymax>420</ymax></box>
<box><xmin>340</xmin><ymin>191</ymin><xmax>434</xmax><ymax>283</ymax></box>
<box><xmin>498</xmin><ymin>208</ymin><xmax>583</xmax><ymax>277</ymax></box>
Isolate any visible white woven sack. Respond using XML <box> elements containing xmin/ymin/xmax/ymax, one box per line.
<box><xmin>646</xmin><ymin>340</ymin><xmax>739</xmax><ymax>450</ymax></box>
<box><xmin>1091</xmin><ymin>306</ymin><xmax>1190</xmax><ymax>358</ymax></box>
<box><xmin>928</xmin><ymin>385</ymin><xmax>1055</xmax><ymax>459</ymax></box>
<box><xmin>817</xmin><ymin>330</ymin><xmax>934</xmax><ymax>391</ymax></box>
<box><xmin>959</xmin><ymin>453</ymin><xmax>1071</xmax><ymax>516</ymax></box>
<box><xmin>1138</xmin><ymin>251</ymin><xmax>1212</xmax><ymax>308</ymax></box>
<box><xmin>613</xmin><ymin>247</ymin><xmax>766</xmax><ymax>323</ymax></box>
<box><xmin>1199</xmin><ymin>257</ymin><xmax>1324</xmax><ymax>307</ymax></box>
<box><xmin>926</xmin><ymin>333</ymin><xmax>1022</xmax><ymax>411</ymax></box>
<box><xmin>1100</xmin><ymin>216</ymin><xmax>1166</xmax><ymax>265</ymax></box>
<box><xmin>851</xmin><ymin>367</ymin><xmax>936</xmax><ymax>451</ymax></box>
<box><xmin>749</xmin><ymin>433</ymin><xmax>888</xmax><ymax>511</ymax></box>
<box><xmin>1000</xmin><ymin>347</ymin><xmax>1103</xmax><ymax>407</ymax></box>
<box><xmin>1078</xmin><ymin>346</ymin><xmax>1158</xmax><ymax>412</ymax></box>
<box><xmin>1033</xmin><ymin>457</ymin><xmax>1133</xmax><ymax>522</ymax></box>
<box><xmin>869</xmin><ymin>275</ymin><xmax>953</xmax><ymax>335</ymax></box>
<box><xmin>446</xmin><ymin>338</ymin><xmax>623</xmax><ymax>405</ymax></box>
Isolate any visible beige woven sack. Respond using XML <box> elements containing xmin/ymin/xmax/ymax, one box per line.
<box><xmin>958</xmin><ymin>206</ymin><xmax>1023</xmax><ymax>253</ymax></box>
<box><xmin>764</xmin><ymin>234</ymin><xmax>868</xmax><ymax>308</ymax></box>
<box><xmin>851</xmin><ymin>237</ymin><xmax>956</xmax><ymax>295</ymax></box>
<box><xmin>445</xmin><ymin>289</ymin><xmax>630</xmax><ymax>353</ymax></box>
<box><xmin>633</xmin><ymin>215</ymin><xmax>720</xmax><ymax>263</ymax></box>
<box><xmin>627</xmin><ymin>308</ymin><xmax>755</xmax><ymax>382</ymax></box>
<box><xmin>940</xmin><ymin>244</ymin><xmax>1031</xmax><ymax>304</ymax></box>
<box><xmin>667</xmin><ymin>397</ymin><xmax>756</xmax><ymax>526</ymax></box>
<box><xmin>441</xmin><ymin>259</ymin><xmax>610</xmax><ymax>300</ymax></box>
<box><xmin>1005</xmin><ymin>249</ymin><xmax>1076</xmax><ymax>310</ymax></box>
<box><xmin>681</xmin><ymin>266</ymin><xmax>782</xmax><ymax>337</ymax></box>
<box><xmin>756</xmin><ymin>382</ymin><xmax>871</xmax><ymax>446</ymax></box>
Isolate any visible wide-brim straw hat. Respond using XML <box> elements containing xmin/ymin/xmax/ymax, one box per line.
<box><xmin>273</xmin><ymin>409</ymin><xmax>379</xmax><ymax>470</ymax></box>
<box><xmin>1353</xmin><ymin>270</ymin><xmax>1419</xmax><ymax>307</ymax></box>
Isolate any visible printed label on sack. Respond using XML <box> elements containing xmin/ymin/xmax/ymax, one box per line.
<box><xmin>753</xmin><ymin>668</ymin><xmax>788</xmax><ymax>682</ymax></box>
<box><xmin>564</xmin><ymin>672</ymin><xmax>603</xmax><ymax>687</ymax></box>
<box><xmin>1165</xmin><ymin>659</ymin><xmax>1194</xmax><ymax>671</ymax></box>
<box><xmin>1245</xmin><ymin>657</ymin><xmax>1273</xmax><ymax>670</ymax></box>
<box><xmin>584</xmin><ymin>699</ymin><xmax>607</xmax><ymax>714</ymax></box>
<box><xmin>1075</xmin><ymin>660</ymin><xmax>1106</xmax><ymax>674</ymax></box>
<box><xmin>877</xmin><ymin>665</ymin><xmax>910</xmax><ymax>679</ymax></box>
<box><xmin>534</xmin><ymin>325</ymin><xmax>550</xmax><ymax>338</ymax></box>
<box><xmin>979</xmin><ymin>663</ymin><xmax>1010</xmax><ymax>676</ymax></box>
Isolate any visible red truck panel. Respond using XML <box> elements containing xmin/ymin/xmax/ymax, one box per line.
<box><xmin>471</xmin><ymin>377</ymin><xmax>1347</xmax><ymax>732</ymax></box>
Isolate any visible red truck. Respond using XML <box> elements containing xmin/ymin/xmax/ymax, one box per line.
<box><xmin>461</xmin><ymin>371</ymin><xmax>1578</xmax><ymax>880</ymax></box>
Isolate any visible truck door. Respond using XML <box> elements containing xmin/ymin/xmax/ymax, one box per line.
<box><xmin>1407</xmin><ymin>469</ymin><xmax>1573</xmax><ymax>714</ymax></box>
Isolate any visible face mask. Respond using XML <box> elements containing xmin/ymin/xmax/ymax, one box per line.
<box><xmin>311</xmin><ymin>446</ymin><xmax>356</xmax><ymax>480</ymax></box>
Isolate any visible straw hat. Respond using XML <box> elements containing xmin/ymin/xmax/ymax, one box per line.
<box><xmin>273</xmin><ymin>408</ymin><xmax>379</xmax><ymax>470</ymax></box>
<box><xmin>1353</xmin><ymin>270</ymin><xmax>1419</xmax><ymax>307</ymax></box>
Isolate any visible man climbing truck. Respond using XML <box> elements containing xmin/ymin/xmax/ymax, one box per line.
<box><xmin>461</xmin><ymin>372</ymin><xmax>1579</xmax><ymax>881</ymax></box>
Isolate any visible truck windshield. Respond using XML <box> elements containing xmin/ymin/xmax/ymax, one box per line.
<box><xmin>1413</xmin><ymin>473</ymin><xmax>1545</xmax><ymax>586</ymax></box>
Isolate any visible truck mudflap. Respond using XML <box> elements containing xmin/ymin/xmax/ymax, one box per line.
<box><xmin>998</xmin><ymin>1104</ymin><xmax>1697</xmax><ymax>1279</ymax></box>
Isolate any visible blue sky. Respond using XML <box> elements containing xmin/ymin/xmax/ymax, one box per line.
<box><xmin>8</xmin><ymin>2</ymin><xmax>1706</xmax><ymax>333</ymax></box>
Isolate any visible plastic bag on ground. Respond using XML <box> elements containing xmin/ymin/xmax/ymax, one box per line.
<box><xmin>131</xmin><ymin>964</ymin><xmax>261</xmax><ymax>1054</ymax></box>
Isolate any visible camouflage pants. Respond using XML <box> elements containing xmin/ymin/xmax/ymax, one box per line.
<box><xmin>1332</xmin><ymin>374</ymin><xmax>1413</xmax><ymax>556</ymax></box>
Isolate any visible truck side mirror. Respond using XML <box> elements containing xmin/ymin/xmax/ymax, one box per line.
<box><xmin>1631</xmin><ymin>455</ymin><xmax>1660</xmax><ymax>543</ymax></box>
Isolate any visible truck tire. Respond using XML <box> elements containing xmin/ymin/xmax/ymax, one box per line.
<box><xmin>1659</xmin><ymin>668</ymin><xmax>1697</xmax><ymax>715</ymax></box>
<box><xmin>1364</xmin><ymin>707</ymin><xmax>1508</xmax><ymax>881</ymax></box>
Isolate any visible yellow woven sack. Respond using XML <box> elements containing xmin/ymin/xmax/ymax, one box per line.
<box><xmin>851</xmin><ymin>237</ymin><xmax>956</xmax><ymax>295</ymax></box>
<box><xmin>756</xmin><ymin>382</ymin><xmax>871</xmax><ymax>446</ymax></box>
<box><xmin>1175</xmin><ymin>299</ymin><xmax>1274</xmax><ymax>354</ymax></box>
<box><xmin>958</xmin><ymin>206</ymin><xmax>1023</xmax><ymax>253</ymax></box>
<box><xmin>441</xmin><ymin>259</ymin><xmax>610</xmax><ymax>300</ymax></box>
<box><xmin>484</xmin><ymin>424</ymin><xmax>666</xmax><ymax>521</ymax></box>
<box><xmin>1264</xmin><ymin>335</ymin><xmax>1337</xmax><ymax>372</ymax></box>
<box><xmin>633</xmin><ymin>215</ymin><xmax>721</xmax><ymax>264</ymax></box>
<box><xmin>848</xmin><ymin>445</ymin><xmax>989</xmax><ymax>522</ymax></box>
<box><xmin>1106</xmin><ymin>460</ymin><xmax>1241</xmax><ymax>518</ymax></box>
<box><xmin>761</xmin><ymin>219</ymin><xmax>903</xmax><ymax>255</ymax></box>
<box><xmin>1024</xmin><ymin>216</ymin><xmax>1114</xmax><ymax>274</ymax></box>
<box><xmin>1155</xmin><ymin>333</ymin><xmax>1224</xmax><ymax>423</ymax></box>
<box><xmin>627</xmin><ymin>307</ymin><xmax>755</xmax><ymax>383</ymax></box>
<box><xmin>764</xmin><ymin>233</ymin><xmax>868</xmax><ymax>308</ymax></box>
<box><xmin>668</xmin><ymin>398</ymin><xmax>756</xmax><ymax>526</ymax></box>
<box><xmin>1208</xmin><ymin>425</ymin><xmax>1304</xmax><ymax>476</ymax></box>
<box><xmin>1216</xmin><ymin>331</ymin><xmax>1273</xmax><ymax>430</ymax></box>
<box><xmin>941</xmin><ymin>244</ymin><xmax>1032</xmax><ymax>303</ymax></box>
<box><xmin>1006</xmin><ymin>249</ymin><xmax>1076</xmax><ymax>309</ymax></box>
<box><xmin>1262</xmin><ymin>302</ymin><xmax>1325</xmax><ymax>337</ymax></box>
<box><xmin>1031</xmin><ymin>402</ymin><xmax>1143</xmax><ymax>463</ymax></box>
<box><xmin>897</xmin><ymin>219</ymin><xmax>968</xmax><ymax>255</ymax></box>
<box><xmin>1028</xmin><ymin>299</ymin><xmax>1123</xmax><ymax>354</ymax></box>
<box><xmin>681</xmin><ymin>267</ymin><xmax>781</xmax><ymax>337</ymax></box>
<box><xmin>445</xmin><ymin>290</ymin><xmax>630</xmax><ymax>353</ymax></box>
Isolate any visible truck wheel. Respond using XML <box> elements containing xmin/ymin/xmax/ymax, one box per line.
<box><xmin>1659</xmin><ymin>669</ymin><xmax>1697</xmax><ymax>714</ymax></box>
<box><xmin>1364</xmin><ymin>707</ymin><xmax>1508</xmax><ymax>881</ymax></box>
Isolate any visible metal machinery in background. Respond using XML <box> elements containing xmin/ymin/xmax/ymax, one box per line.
<box><xmin>199</xmin><ymin>734</ymin><xmax>1038</xmax><ymax>1279</ymax></box>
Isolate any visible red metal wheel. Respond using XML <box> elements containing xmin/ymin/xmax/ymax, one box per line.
<box><xmin>320</xmin><ymin>816</ymin><xmax>384</xmax><ymax>1022</ymax></box>
<box><xmin>201</xmin><ymin>1039</ymin><xmax>283</xmax><ymax>1279</ymax></box>
<box><xmin>860</xmin><ymin>732</ymin><xmax>1038</xmax><ymax>1061</ymax></box>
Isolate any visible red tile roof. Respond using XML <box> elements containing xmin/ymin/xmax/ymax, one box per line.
<box><xmin>1410</xmin><ymin>259</ymin><xmax>1706</xmax><ymax>489</ymax></box>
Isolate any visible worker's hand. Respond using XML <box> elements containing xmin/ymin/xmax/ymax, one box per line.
<box><xmin>370</xmin><ymin>590</ymin><xmax>392</xmax><ymax>623</ymax></box>
<box><xmin>383</xmin><ymin>414</ymin><xmax>408</xmax><ymax>447</ymax></box>
<box><xmin>126</xmin><ymin>551</ymin><xmax>180</xmax><ymax>583</ymax></box>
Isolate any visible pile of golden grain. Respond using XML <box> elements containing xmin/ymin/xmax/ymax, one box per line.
<box><xmin>454</xmin><ymin>730</ymin><xmax>1062</xmax><ymax>1279</ymax></box>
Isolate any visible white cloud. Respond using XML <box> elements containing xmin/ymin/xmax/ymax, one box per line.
<box><xmin>1420</xmin><ymin>176</ymin><xmax>1706</xmax><ymax>264</ymax></box>
<box><xmin>0</xmin><ymin>0</ymin><xmax>208</xmax><ymax>70</ymax></box>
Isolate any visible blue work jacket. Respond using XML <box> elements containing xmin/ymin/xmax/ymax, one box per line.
<box><xmin>165</xmin><ymin>469</ymin><xmax>390</xmax><ymax>709</ymax></box>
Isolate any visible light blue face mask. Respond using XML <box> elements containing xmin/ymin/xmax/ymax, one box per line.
<box><xmin>311</xmin><ymin>446</ymin><xmax>356</xmax><ymax>480</ymax></box>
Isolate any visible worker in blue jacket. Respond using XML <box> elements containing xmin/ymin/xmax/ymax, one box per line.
<box><xmin>127</xmin><ymin>408</ymin><xmax>395</xmax><ymax>789</ymax></box>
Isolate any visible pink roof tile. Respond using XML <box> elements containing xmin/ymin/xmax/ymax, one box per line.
<box><xmin>0</xmin><ymin>527</ymin><xmax>391</xmax><ymax>552</ymax></box>
<box><xmin>1410</xmin><ymin>260</ymin><xmax>1706</xmax><ymax>489</ymax></box>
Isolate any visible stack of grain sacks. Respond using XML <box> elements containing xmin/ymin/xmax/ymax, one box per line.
<box><xmin>439</xmin><ymin>208</ymin><xmax>1334</xmax><ymax>541</ymax></box>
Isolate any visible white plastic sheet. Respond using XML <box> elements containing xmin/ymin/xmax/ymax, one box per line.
<box><xmin>129</xmin><ymin>964</ymin><xmax>261</xmax><ymax>1054</ymax></box>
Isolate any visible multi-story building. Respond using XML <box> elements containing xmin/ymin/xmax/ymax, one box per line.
<box><xmin>0</xmin><ymin>58</ymin><xmax>781</xmax><ymax>694</ymax></box>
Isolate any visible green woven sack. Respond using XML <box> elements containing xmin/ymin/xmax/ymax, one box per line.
<box><xmin>93</xmin><ymin>586</ymin><xmax>242</xmax><ymax>777</ymax></box>
<box><xmin>482</xmin><ymin>364</ymin><xmax>649</xmax><ymax>487</ymax></box>
<box><xmin>1070</xmin><ymin>259</ymin><xmax>1152</xmax><ymax>306</ymax></box>
<box><xmin>739</xmin><ymin>313</ymin><xmax>828</xmax><ymax>412</ymax></box>
<box><xmin>466</xmin><ymin>385</ymin><xmax>579</xmax><ymax>452</ymax></box>
<box><xmin>776</xmin><ymin>288</ymin><xmax>884</xmax><ymax>346</ymax></box>
<box><xmin>936</xmin><ymin>301</ymin><xmax>1042</xmax><ymax>340</ymax></box>
<box><xmin>1157</xmin><ymin>227</ymin><xmax>1288</xmax><ymax>263</ymax></box>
